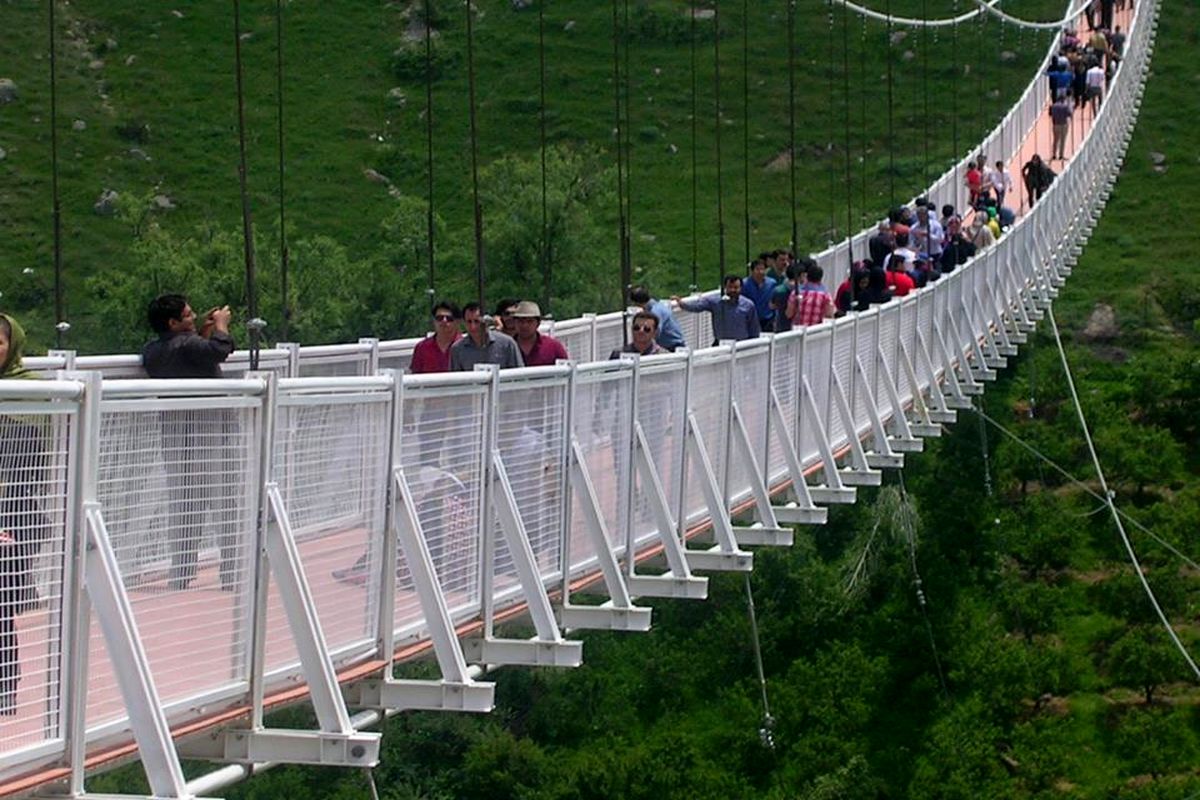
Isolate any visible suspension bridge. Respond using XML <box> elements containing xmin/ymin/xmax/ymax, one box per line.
<box><xmin>0</xmin><ymin>0</ymin><xmax>1157</xmax><ymax>796</ymax></box>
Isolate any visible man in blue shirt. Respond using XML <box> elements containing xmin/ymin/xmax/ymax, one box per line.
<box><xmin>740</xmin><ymin>257</ymin><xmax>777</xmax><ymax>330</ymax></box>
<box><xmin>672</xmin><ymin>275</ymin><xmax>761</xmax><ymax>345</ymax></box>
<box><xmin>629</xmin><ymin>285</ymin><xmax>687</xmax><ymax>351</ymax></box>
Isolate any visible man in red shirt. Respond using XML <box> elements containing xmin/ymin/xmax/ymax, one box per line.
<box><xmin>885</xmin><ymin>256</ymin><xmax>916</xmax><ymax>297</ymax></box>
<box><xmin>965</xmin><ymin>160</ymin><xmax>982</xmax><ymax>206</ymax></box>
<box><xmin>409</xmin><ymin>300</ymin><xmax>462</xmax><ymax>374</ymax></box>
<box><xmin>511</xmin><ymin>300</ymin><xmax>570</xmax><ymax>367</ymax></box>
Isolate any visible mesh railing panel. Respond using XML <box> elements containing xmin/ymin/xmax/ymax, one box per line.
<box><xmin>675</xmin><ymin>306</ymin><xmax>704</xmax><ymax>350</ymax></box>
<box><xmin>632</xmin><ymin>360</ymin><xmax>688</xmax><ymax>548</ymax></box>
<box><xmin>552</xmin><ymin>322</ymin><xmax>593</xmax><ymax>364</ymax></box>
<box><xmin>934</xmin><ymin>279</ymin><xmax>958</xmax><ymax>366</ymax></box>
<box><xmin>219</xmin><ymin>351</ymin><xmax>291</xmax><ymax>380</ymax></box>
<box><xmin>297</xmin><ymin>357</ymin><xmax>371</xmax><ymax>378</ymax></box>
<box><xmin>568</xmin><ymin>366</ymin><xmax>633</xmax><ymax>572</ymax></box>
<box><xmin>89</xmin><ymin>398</ymin><xmax>260</xmax><ymax>729</ymax></box>
<box><xmin>853</xmin><ymin>313</ymin><xmax>879</xmax><ymax>438</ymax></box>
<box><xmin>875</xmin><ymin>303</ymin><xmax>902</xmax><ymax>424</ymax></box>
<box><xmin>682</xmin><ymin>353</ymin><xmax>730</xmax><ymax>527</ymax></box>
<box><xmin>492</xmin><ymin>378</ymin><xmax>569</xmax><ymax>605</ymax></box>
<box><xmin>799</xmin><ymin>327</ymin><xmax>833</xmax><ymax>468</ymax></box>
<box><xmin>727</xmin><ymin>345</ymin><xmax>770</xmax><ymax>509</ymax></box>
<box><xmin>0</xmin><ymin>409</ymin><xmax>73</xmax><ymax>759</ymax></box>
<box><xmin>915</xmin><ymin>291</ymin><xmax>940</xmax><ymax>385</ymax></box>
<box><xmin>379</xmin><ymin>338</ymin><xmax>421</xmax><ymax>374</ymax></box>
<box><xmin>827</xmin><ymin>323</ymin><xmax>855</xmax><ymax>452</ymax></box>
<box><xmin>266</xmin><ymin>390</ymin><xmax>391</xmax><ymax>674</ymax></box>
<box><xmin>896</xmin><ymin>295</ymin><xmax>919</xmax><ymax>409</ymax></box>
<box><xmin>765</xmin><ymin>333</ymin><xmax>802</xmax><ymax>488</ymax></box>
<box><xmin>592</xmin><ymin>314</ymin><xmax>626</xmax><ymax>363</ymax></box>
<box><xmin>394</xmin><ymin>383</ymin><xmax>487</xmax><ymax>636</ymax></box>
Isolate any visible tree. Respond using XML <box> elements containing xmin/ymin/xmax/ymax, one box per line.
<box><xmin>478</xmin><ymin>144</ymin><xmax>618</xmax><ymax>318</ymax></box>
<box><xmin>1112</xmin><ymin>706</ymin><xmax>1200</xmax><ymax>779</ymax></box>
<box><xmin>907</xmin><ymin>697</ymin><xmax>1016</xmax><ymax>800</ymax></box>
<box><xmin>1093</xmin><ymin>416</ymin><xmax>1185</xmax><ymax>499</ymax></box>
<box><xmin>1106</xmin><ymin>625</ymin><xmax>1185</xmax><ymax>704</ymax></box>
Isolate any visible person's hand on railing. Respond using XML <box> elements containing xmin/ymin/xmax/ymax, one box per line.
<box><xmin>0</xmin><ymin>529</ymin><xmax>13</xmax><ymax>545</ymax></box>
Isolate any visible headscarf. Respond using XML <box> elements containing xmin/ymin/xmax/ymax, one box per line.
<box><xmin>0</xmin><ymin>313</ymin><xmax>38</xmax><ymax>380</ymax></box>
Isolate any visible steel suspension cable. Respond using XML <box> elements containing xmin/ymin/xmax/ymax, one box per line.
<box><xmin>839</xmin><ymin>1</ymin><xmax>854</xmax><ymax>271</ymax></box>
<box><xmin>690</xmin><ymin>4</ymin><xmax>699</xmax><ymax>291</ymax></box>
<box><xmin>742</xmin><ymin>575</ymin><xmax>775</xmax><ymax>750</ymax></box>
<box><xmin>621</xmin><ymin>0</ymin><xmax>633</xmax><ymax>306</ymax></box>
<box><xmin>884</xmin><ymin>0</ymin><xmax>896</xmax><ymax>207</ymax></box>
<box><xmin>464</xmin><ymin>0</ymin><xmax>485</xmax><ymax>307</ymax></box>
<box><xmin>976</xmin><ymin>8</ymin><xmax>986</xmax><ymax>153</ymax></box>
<box><xmin>538</xmin><ymin>0</ymin><xmax>550</xmax><ymax>309</ymax></box>
<box><xmin>973</xmin><ymin>406</ymin><xmax>1200</xmax><ymax>572</ymax></box>
<box><xmin>951</xmin><ymin>0</ymin><xmax>961</xmax><ymax>195</ymax></box>
<box><xmin>47</xmin><ymin>0</ymin><xmax>65</xmax><ymax>346</ymax></box>
<box><xmin>826</xmin><ymin>0</ymin><xmax>836</xmax><ymax>241</ymax></box>
<box><xmin>274</xmin><ymin>0</ymin><xmax>290</xmax><ymax>341</ymax></box>
<box><xmin>921</xmin><ymin>0</ymin><xmax>931</xmax><ymax>188</ymax></box>
<box><xmin>896</xmin><ymin>473</ymin><xmax>951</xmax><ymax>699</ymax></box>
<box><xmin>424</xmin><ymin>0</ymin><xmax>437</xmax><ymax>302</ymax></box>
<box><xmin>833</xmin><ymin>0</ymin><xmax>1004</xmax><ymax>28</ymax></box>
<box><xmin>997</xmin><ymin>20</ymin><xmax>1007</xmax><ymax>159</ymax></box>
<box><xmin>975</xmin><ymin>396</ymin><xmax>993</xmax><ymax>496</ymax></box>
<box><xmin>232</xmin><ymin>0</ymin><xmax>261</xmax><ymax>368</ymax></box>
<box><xmin>610</xmin><ymin>0</ymin><xmax>629</xmax><ymax>315</ymax></box>
<box><xmin>713</xmin><ymin>0</ymin><xmax>726</xmax><ymax>282</ymax></box>
<box><xmin>787</xmin><ymin>0</ymin><xmax>798</xmax><ymax>251</ymax></box>
<box><xmin>742</xmin><ymin>0</ymin><xmax>751</xmax><ymax>265</ymax></box>
<box><xmin>1046</xmin><ymin>308</ymin><xmax>1200</xmax><ymax>681</ymax></box>
<box><xmin>859</xmin><ymin>12</ymin><xmax>869</xmax><ymax>228</ymax></box>
<box><xmin>970</xmin><ymin>0</ymin><xmax>1095</xmax><ymax>31</ymax></box>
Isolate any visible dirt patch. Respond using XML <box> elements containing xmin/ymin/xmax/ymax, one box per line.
<box><xmin>764</xmin><ymin>149</ymin><xmax>792</xmax><ymax>173</ymax></box>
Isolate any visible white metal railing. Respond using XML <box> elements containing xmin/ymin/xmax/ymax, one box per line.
<box><xmin>0</xmin><ymin>0</ymin><xmax>1157</xmax><ymax>793</ymax></box>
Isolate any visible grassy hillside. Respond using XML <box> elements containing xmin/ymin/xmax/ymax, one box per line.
<box><xmin>1</xmin><ymin>0</ymin><xmax>1062</xmax><ymax>350</ymax></box>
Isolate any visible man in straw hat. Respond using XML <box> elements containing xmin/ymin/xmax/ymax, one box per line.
<box><xmin>509</xmin><ymin>300</ymin><xmax>570</xmax><ymax>367</ymax></box>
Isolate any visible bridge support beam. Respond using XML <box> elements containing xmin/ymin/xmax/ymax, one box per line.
<box><xmin>179</xmin><ymin>485</ymin><xmax>382</xmax><ymax>768</ymax></box>
<box><xmin>764</xmin><ymin>386</ymin><xmax>827</xmax><ymax>526</ymax></box>
<box><xmin>561</xmin><ymin>438</ymin><xmax>655</xmax><ymax>629</ymax></box>
<box><xmin>465</xmin><ymin>453</ymin><xmax>583</xmax><ymax>668</ymax></box>
<box><xmin>728</xmin><ymin>403</ymin><xmax>793</xmax><ymax>546</ymax></box>
<box><xmin>624</xmin><ymin>426</ymin><xmax>709</xmax><ymax>599</ymax></box>
<box><xmin>800</xmin><ymin>375</ymin><xmax>857</xmax><ymax>505</ymax></box>
<box><xmin>682</xmin><ymin>412</ymin><xmax>753</xmax><ymax>573</ymax></box>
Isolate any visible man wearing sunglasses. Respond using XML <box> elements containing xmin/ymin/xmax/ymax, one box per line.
<box><xmin>609</xmin><ymin>312</ymin><xmax>663</xmax><ymax>359</ymax></box>
<box><xmin>409</xmin><ymin>300</ymin><xmax>462</xmax><ymax>374</ymax></box>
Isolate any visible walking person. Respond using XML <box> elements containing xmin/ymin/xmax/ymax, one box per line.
<box><xmin>0</xmin><ymin>314</ymin><xmax>49</xmax><ymax>715</ymax></box>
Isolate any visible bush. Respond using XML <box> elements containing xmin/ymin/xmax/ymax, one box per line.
<box><xmin>392</xmin><ymin>38</ymin><xmax>461</xmax><ymax>82</ymax></box>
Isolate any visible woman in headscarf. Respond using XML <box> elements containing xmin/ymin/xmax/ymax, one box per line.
<box><xmin>0</xmin><ymin>314</ymin><xmax>37</xmax><ymax>380</ymax></box>
<box><xmin>0</xmin><ymin>313</ymin><xmax>47</xmax><ymax>715</ymax></box>
<box><xmin>835</xmin><ymin>263</ymin><xmax>872</xmax><ymax>316</ymax></box>
<box><xmin>861</xmin><ymin>267</ymin><xmax>895</xmax><ymax>308</ymax></box>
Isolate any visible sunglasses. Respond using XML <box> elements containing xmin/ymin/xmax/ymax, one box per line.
<box><xmin>632</xmin><ymin>324</ymin><xmax>655</xmax><ymax>333</ymax></box>
<box><xmin>433</xmin><ymin>314</ymin><xmax>456</xmax><ymax>322</ymax></box>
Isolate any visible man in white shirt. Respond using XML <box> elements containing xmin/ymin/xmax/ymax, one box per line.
<box><xmin>1085</xmin><ymin>61</ymin><xmax>1106</xmax><ymax>115</ymax></box>
<box><xmin>986</xmin><ymin>161</ymin><xmax>1014</xmax><ymax>210</ymax></box>
<box><xmin>910</xmin><ymin>206</ymin><xmax>944</xmax><ymax>263</ymax></box>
